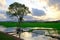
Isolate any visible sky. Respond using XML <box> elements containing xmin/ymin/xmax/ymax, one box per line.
<box><xmin>0</xmin><ymin>0</ymin><xmax>60</xmax><ymax>21</ymax></box>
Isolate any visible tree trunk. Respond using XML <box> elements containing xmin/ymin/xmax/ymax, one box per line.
<box><xmin>16</xmin><ymin>16</ymin><xmax>23</xmax><ymax>39</ymax></box>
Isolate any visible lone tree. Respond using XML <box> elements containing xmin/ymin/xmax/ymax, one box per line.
<box><xmin>7</xmin><ymin>2</ymin><xmax>30</xmax><ymax>26</ymax></box>
<box><xmin>7</xmin><ymin>2</ymin><xmax>31</xmax><ymax>39</ymax></box>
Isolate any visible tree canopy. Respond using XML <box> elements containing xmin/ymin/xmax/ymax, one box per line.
<box><xmin>7</xmin><ymin>2</ymin><xmax>30</xmax><ymax>21</ymax></box>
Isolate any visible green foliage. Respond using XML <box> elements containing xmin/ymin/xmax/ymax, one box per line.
<box><xmin>7</xmin><ymin>2</ymin><xmax>31</xmax><ymax>27</ymax></box>
<box><xmin>0</xmin><ymin>22</ymin><xmax>17</xmax><ymax>27</ymax></box>
<box><xmin>7</xmin><ymin>2</ymin><xmax>30</xmax><ymax>17</ymax></box>
<box><xmin>0</xmin><ymin>32</ymin><xmax>15</xmax><ymax>40</ymax></box>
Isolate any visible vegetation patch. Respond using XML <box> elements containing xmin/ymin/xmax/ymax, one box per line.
<box><xmin>0</xmin><ymin>22</ymin><xmax>60</xmax><ymax>29</ymax></box>
<box><xmin>0</xmin><ymin>32</ymin><xmax>15</xmax><ymax>40</ymax></box>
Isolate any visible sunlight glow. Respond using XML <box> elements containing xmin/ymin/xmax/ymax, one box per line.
<box><xmin>0</xmin><ymin>0</ymin><xmax>6</xmax><ymax>10</ymax></box>
<box><xmin>0</xmin><ymin>0</ymin><xmax>60</xmax><ymax>21</ymax></box>
<box><xmin>46</xmin><ymin>4</ymin><xmax>60</xmax><ymax>20</ymax></box>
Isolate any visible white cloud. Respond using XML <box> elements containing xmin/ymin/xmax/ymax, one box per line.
<box><xmin>0</xmin><ymin>0</ymin><xmax>60</xmax><ymax>21</ymax></box>
<box><xmin>45</xmin><ymin>0</ymin><xmax>60</xmax><ymax>20</ymax></box>
<box><xmin>7</xmin><ymin>0</ymin><xmax>60</xmax><ymax>21</ymax></box>
<box><xmin>0</xmin><ymin>14</ymin><xmax>6</xmax><ymax>19</ymax></box>
<box><xmin>0</xmin><ymin>0</ymin><xmax>7</xmax><ymax>10</ymax></box>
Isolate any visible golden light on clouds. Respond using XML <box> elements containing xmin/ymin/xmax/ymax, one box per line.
<box><xmin>0</xmin><ymin>0</ymin><xmax>6</xmax><ymax>5</ymax></box>
<box><xmin>26</xmin><ymin>0</ymin><xmax>60</xmax><ymax>21</ymax></box>
<box><xmin>39</xmin><ymin>0</ymin><xmax>48</xmax><ymax>6</ymax></box>
<box><xmin>46</xmin><ymin>4</ymin><xmax>60</xmax><ymax>20</ymax></box>
<box><xmin>38</xmin><ymin>0</ymin><xmax>60</xmax><ymax>20</ymax></box>
<box><xmin>0</xmin><ymin>0</ymin><xmax>60</xmax><ymax>21</ymax></box>
<box><xmin>0</xmin><ymin>0</ymin><xmax>6</xmax><ymax>10</ymax></box>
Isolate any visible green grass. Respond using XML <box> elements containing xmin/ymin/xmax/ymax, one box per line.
<box><xmin>21</xmin><ymin>22</ymin><xmax>60</xmax><ymax>29</ymax></box>
<box><xmin>0</xmin><ymin>22</ymin><xmax>17</xmax><ymax>27</ymax></box>
<box><xmin>0</xmin><ymin>32</ymin><xmax>15</xmax><ymax>40</ymax></box>
<box><xmin>0</xmin><ymin>22</ymin><xmax>60</xmax><ymax>30</ymax></box>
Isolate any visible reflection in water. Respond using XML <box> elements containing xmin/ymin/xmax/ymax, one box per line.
<box><xmin>0</xmin><ymin>26</ymin><xmax>7</xmax><ymax>32</ymax></box>
<box><xmin>4</xmin><ymin>27</ymin><xmax>16</xmax><ymax>32</ymax></box>
<box><xmin>32</xmin><ymin>30</ymin><xmax>45</xmax><ymax>37</ymax></box>
<box><xmin>20</xmin><ymin>32</ymin><xmax>49</xmax><ymax>40</ymax></box>
<box><xmin>0</xmin><ymin>27</ymin><xmax>49</xmax><ymax>40</ymax></box>
<box><xmin>0</xmin><ymin>27</ymin><xmax>58</xmax><ymax>40</ymax></box>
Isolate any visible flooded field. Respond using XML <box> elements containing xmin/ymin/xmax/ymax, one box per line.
<box><xmin>0</xmin><ymin>26</ymin><xmax>59</xmax><ymax>40</ymax></box>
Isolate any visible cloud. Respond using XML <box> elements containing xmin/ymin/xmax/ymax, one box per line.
<box><xmin>0</xmin><ymin>0</ymin><xmax>6</xmax><ymax>10</ymax></box>
<box><xmin>0</xmin><ymin>0</ymin><xmax>6</xmax><ymax>5</ymax></box>
<box><xmin>0</xmin><ymin>10</ymin><xmax>7</xmax><ymax>20</ymax></box>
<box><xmin>45</xmin><ymin>0</ymin><xmax>60</xmax><ymax>20</ymax></box>
<box><xmin>0</xmin><ymin>14</ymin><xmax>6</xmax><ymax>19</ymax></box>
<box><xmin>0</xmin><ymin>0</ymin><xmax>7</xmax><ymax>21</ymax></box>
<box><xmin>24</xmin><ymin>16</ymin><xmax>35</xmax><ymax>21</ymax></box>
<box><xmin>48</xmin><ymin>0</ymin><xmax>60</xmax><ymax>6</ymax></box>
<box><xmin>7</xmin><ymin>0</ymin><xmax>60</xmax><ymax>21</ymax></box>
<box><xmin>37</xmin><ymin>0</ymin><xmax>60</xmax><ymax>21</ymax></box>
<box><xmin>32</xmin><ymin>8</ymin><xmax>46</xmax><ymax>16</ymax></box>
<box><xmin>48</xmin><ymin>0</ymin><xmax>60</xmax><ymax>11</ymax></box>
<box><xmin>0</xmin><ymin>0</ymin><xmax>60</xmax><ymax>21</ymax></box>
